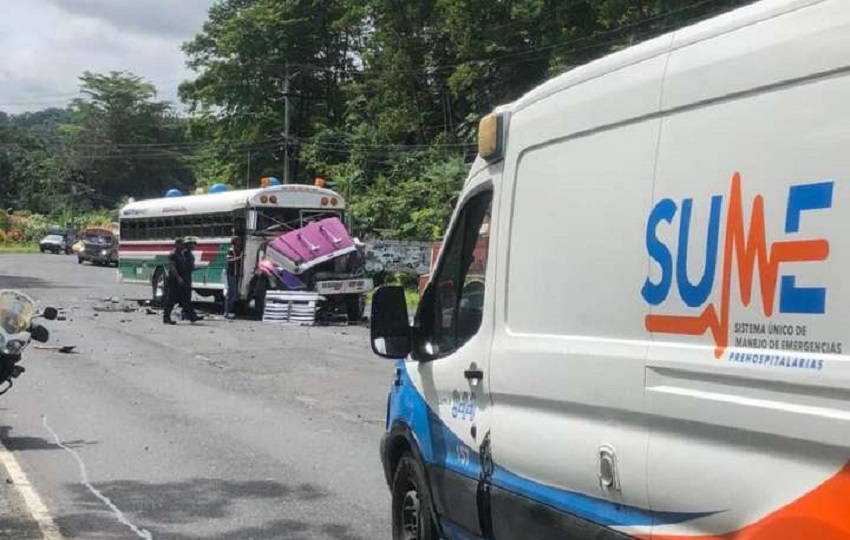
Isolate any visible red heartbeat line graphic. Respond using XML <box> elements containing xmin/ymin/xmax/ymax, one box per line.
<box><xmin>645</xmin><ymin>173</ymin><xmax>830</xmax><ymax>358</ymax></box>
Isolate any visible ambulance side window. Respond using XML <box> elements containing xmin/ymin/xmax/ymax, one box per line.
<box><xmin>417</xmin><ymin>189</ymin><xmax>492</xmax><ymax>359</ymax></box>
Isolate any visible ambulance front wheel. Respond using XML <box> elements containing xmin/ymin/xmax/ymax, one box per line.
<box><xmin>391</xmin><ymin>454</ymin><xmax>438</xmax><ymax>540</ymax></box>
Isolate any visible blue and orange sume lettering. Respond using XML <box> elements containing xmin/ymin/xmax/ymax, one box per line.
<box><xmin>641</xmin><ymin>172</ymin><xmax>833</xmax><ymax>357</ymax></box>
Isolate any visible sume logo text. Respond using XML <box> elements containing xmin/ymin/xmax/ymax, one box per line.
<box><xmin>641</xmin><ymin>173</ymin><xmax>833</xmax><ymax>357</ymax></box>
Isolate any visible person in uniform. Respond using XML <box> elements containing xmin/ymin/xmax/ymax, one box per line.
<box><xmin>225</xmin><ymin>235</ymin><xmax>243</xmax><ymax>320</ymax></box>
<box><xmin>179</xmin><ymin>236</ymin><xmax>202</xmax><ymax>322</ymax></box>
<box><xmin>163</xmin><ymin>238</ymin><xmax>186</xmax><ymax>325</ymax></box>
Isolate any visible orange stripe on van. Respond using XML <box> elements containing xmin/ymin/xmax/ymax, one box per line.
<box><xmin>648</xmin><ymin>462</ymin><xmax>850</xmax><ymax>540</ymax></box>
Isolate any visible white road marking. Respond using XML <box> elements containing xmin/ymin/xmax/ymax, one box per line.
<box><xmin>42</xmin><ymin>415</ymin><xmax>154</xmax><ymax>540</ymax></box>
<box><xmin>0</xmin><ymin>430</ymin><xmax>65</xmax><ymax>540</ymax></box>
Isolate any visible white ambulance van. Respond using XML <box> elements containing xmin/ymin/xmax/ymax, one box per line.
<box><xmin>370</xmin><ymin>0</ymin><xmax>850</xmax><ymax>539</ymax></box>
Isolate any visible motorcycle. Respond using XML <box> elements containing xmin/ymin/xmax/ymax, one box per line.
<box><xmin>0</xmin><ymin>290</ymin><xmax>57</xmax><ymax>395</ymax></box>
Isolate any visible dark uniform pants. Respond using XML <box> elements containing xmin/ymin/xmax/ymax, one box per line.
<box><xmin>163</xmin><ymin>280</ymin><xmax>196</xmax><ymax>321</ymax></box>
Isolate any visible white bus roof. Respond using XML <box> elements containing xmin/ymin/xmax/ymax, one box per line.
<box><xmin>120</xmin><ymin>184</ymin><xmax>344</xmax><ymax>219</ymax></box>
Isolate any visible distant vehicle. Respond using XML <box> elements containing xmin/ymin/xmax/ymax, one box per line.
<box><xmin>78</xmin><ymin>228</ymin><xmax>118</xmax><ymax>266</ymax></box>
<box><xmin>46</xmin><ymin>226</ymin><xmax>75</xmax><ymax>253</ymax></box>
<box><xmin>38</xmin><ymin>234</ymin><xmax>67</xmax><ymax>254</ymax></box>
<box><xmin>371</xmin><ymin>2</ymin><xmax>850</xmax><ymax>540</ymax></box>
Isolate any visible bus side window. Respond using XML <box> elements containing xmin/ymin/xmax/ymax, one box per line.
<box><xmin>162</xmin><ymin>218</ymin><xmax>174</xmax><ymax>240</ymax></box>
<box><xmin>219</xmin><ymin>214</ymin><xmax>230</xmax><ymax>237</ymax></box>
<box><xmin>234</xmin><ymin>216</ymin><xmax>246</xmax><ymax>236</ymax></box>
<box><xmin>202</xmin><ymin>215</ymin><xmax>215</xmax><ymax>238</ymax></box>
<box><xmin>195</xmin><ymin>218</ymin><xmax>203</xmax><ymax>238</ymax></box>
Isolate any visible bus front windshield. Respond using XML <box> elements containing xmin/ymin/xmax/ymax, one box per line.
<box><xmin>253</xmin><ymin>207</ymin><xmax>343</xmax><ymax>234</ymax></box>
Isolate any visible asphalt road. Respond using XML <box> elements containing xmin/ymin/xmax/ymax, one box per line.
<box><xmin>0</xmin><ymin>253</ymin><xmax>392</xmax><ymax>540</ymax></box>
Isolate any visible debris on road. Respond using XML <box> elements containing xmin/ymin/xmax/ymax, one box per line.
<box><xmin>34</xmin><ymin>345</ymin><xmax>77</xmax><ymax>354</ymax></box>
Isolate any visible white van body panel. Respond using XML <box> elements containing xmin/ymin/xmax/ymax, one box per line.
<box><xmin>487</xmin><ymin>44</ymin><xmax>669</xmax><ymax>535</ymax></box>
<box><xmin>645</xmin><ymin>1</ymin><xmax>850</xmax><ymax>537</ymax></box>
<box><xmin>380</xmin><ymin>2</ymin><xmax>850</xmax><ymax>539</ymax></box>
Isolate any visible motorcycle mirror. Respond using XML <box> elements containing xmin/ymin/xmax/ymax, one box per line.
<box><xmin>42</xmin><ymin>307</ymin><xmax>58</xmax><ymax>321</ymax></box>
<box><xmin>31</xmin><ymin>324</ymin><xmax>49</xmax><ymax>343</ymax></box>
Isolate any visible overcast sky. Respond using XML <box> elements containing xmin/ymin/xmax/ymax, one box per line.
<box><xmin>0</xmin><ymin>0</ymin><xmax>216</xmax><ymax>114</ymax></box>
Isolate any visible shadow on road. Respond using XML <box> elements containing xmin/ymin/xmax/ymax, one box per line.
<box><xmin>53</xmin><ymin>477</ymin><xmax>366</xmax><ymax>539</ymax></box>
<box><xmin>0</xmin><ymin>276</ymin><xmax>89</xmax><ymax>290</ymax></box>
<box><xmin>0</xmin><ymin>516</ymin><xmax>42</xmax><ymax>539</ymax></box>
<box><xmin>0</xmin><ymin>426</ymin><xmax>98</xmax><ymax>452</ymax></box>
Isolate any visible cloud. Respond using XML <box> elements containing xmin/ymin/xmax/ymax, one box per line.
<box><xmin>44</xmin><ymin>0</ymin><xmax>214</xmax><ymax>37</ymax></box>
<box><xmin>0</xmin><ymin>0</ymin><xmax>215</xmax><ymax>114</ymax></box>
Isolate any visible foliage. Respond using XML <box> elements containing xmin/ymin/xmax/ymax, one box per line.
<box><xmin>180</xmin><ymin>0</ymin><xmax>751</xmax><ymax>240</ymax></box>
<box><xmin>67</xmin><ymin>71</ymin><xmax>196</xmax><ymax>203</ymax></box>
<box><xmin>1</xmin><ymin>1</ymin><xmax>754</xmax><ymax>241</ymax></box>
<box><xmin>0</xmin><ymin>72</ymin><xmax>196</xmax><ymax>221</ymax></box>
<box><xmin>0</xmin><ymin>243</ymin><xmax>39</xmax><ymax>254</ymax></box>
<box><xmin>16</xmin><ymin>213</ymin><xmax>50</xmax><ymax>241</ymax></box>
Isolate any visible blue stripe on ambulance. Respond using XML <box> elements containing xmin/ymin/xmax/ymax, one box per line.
<box><xmin>388</xmin><ymin>360</ymin><xmax>718</xmax><ymax>528</ymax></box>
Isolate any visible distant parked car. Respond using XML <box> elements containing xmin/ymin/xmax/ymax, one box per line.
<box><xmin>39</xmin><ymin>234</ymin><xmax>67</xmax><ymax>254</ymax></box>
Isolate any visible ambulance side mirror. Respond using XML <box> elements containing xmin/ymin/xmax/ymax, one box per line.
<box><xmin>371</xmin><ymin>286</ymin><xmax>412</xmax><ymax>359</ymax></box>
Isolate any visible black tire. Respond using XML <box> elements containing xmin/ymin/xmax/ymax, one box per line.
<box><xmin>253</xmin><ymin>277</ymin><xmax>268</xmax><ymax>318</ymax></box>
<box><xmin>391</xmin><ymin>455</ymin><xmax>438</xmax><ymax>540</ymax></box>
<box><xmin>77</xmin><ymin>256</ymin><xmax>84</xmax><ymax>264</ymax></box>
<box><xmin>345</xmin><ymin>294</ymin><xmax>366</xmax><ymax>322</ymax></box>
<box><xmin>152</xmin><ymin>267</ymin><xmax>166</xmax><ymax>307</ymax></box>
<box><xmin>39</xmin><ymin>248</ymin><xmax>45</xmax><ymax>253</ymax></box>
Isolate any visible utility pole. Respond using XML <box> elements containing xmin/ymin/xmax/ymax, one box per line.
<box><xmin>283</xmin><ymin>62</ymin><xmax>290</xmax><ymax>185</ymax></box>
<box><xmin>70</xmin><ymin>184</ymin><xmax>76</xmax><ymax>234</ymax></box>
<box><xmin>246</xmin><ymin>150</ymin><xmax>251</xmax><ymax>188</ymax></box>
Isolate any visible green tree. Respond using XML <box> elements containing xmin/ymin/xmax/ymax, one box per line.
<box><xmin>67</xmin><ymin>71</ymin><xmax>195</xmax><ymax>205</ymax></box>
<box><xmin>180</xmin><ymin>0</ymin><xmax>366</xmax><ymax>185</ymax></box>
<box><xmin>181</xmin><ymin>0</ymin><xmax>754</xmax><ymax>241</ymax></box>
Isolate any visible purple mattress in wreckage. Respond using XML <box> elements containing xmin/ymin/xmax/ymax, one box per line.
<box><xmin>265</xmin><ymin>217</ymin><xmax>357</xmax><ymax>275</ymax></box>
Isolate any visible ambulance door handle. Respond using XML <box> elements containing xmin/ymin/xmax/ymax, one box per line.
<box><xmin>464</xmin><ymin>368</ymin><xmax>483</xmax><ymax>382</ymax></box>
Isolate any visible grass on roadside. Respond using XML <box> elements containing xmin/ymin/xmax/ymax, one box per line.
<box><xmin>0</xmin><ymin>243</ymin><xmax>39</xmax><ymax>254</ymax></box>
<box><xmin>404</xmin><ymin>288</ymin><xmax>420</xmax><ymax>312</ymax></box>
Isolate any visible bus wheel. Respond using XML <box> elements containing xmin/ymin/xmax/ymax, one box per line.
<box><xmin>152</xmin><ymin>268</ymin><xmax>166</xmax><ymax>306</ymax></box>
<box><xmin>213</xmin><ymin>291</ymin><xmax>225</xmax><ymax>312</ymax></box>
<box><xmin>391</xmin><ymin>454</ymin><xmax>438</xmax><ymax>540</ymax></box>
<box><xmin>253</xmin><ymin>278</ymin><xmax>268</xmax><ymax>319</ymax></box>
<box><xmin>345</xmin><ymin>294</ymin><xmax>366</xmax><ymax>323</ymax></box>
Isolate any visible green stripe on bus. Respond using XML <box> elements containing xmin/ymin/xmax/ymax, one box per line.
<box><xmin>119</xmin><ymin>243</ymin><xmax>231</xmax><ymax>286</ymax></box>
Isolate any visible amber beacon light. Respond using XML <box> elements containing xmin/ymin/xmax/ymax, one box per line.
<box><xmin>478</xmin><ymin>113</ymin><xmax>505</xmax><ymax>162</ymax></box>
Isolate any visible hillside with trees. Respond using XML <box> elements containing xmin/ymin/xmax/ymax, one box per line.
<box><xmin>1</xmin><ymin>0</ymin><xmax>751</xmax><ymax>244</ymax></box>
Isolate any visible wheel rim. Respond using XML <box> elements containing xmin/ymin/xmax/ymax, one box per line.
<box><xmin>401</xmin><ymin>487</ymin><xmax>421</xmax><ymax>540</ymax></box>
